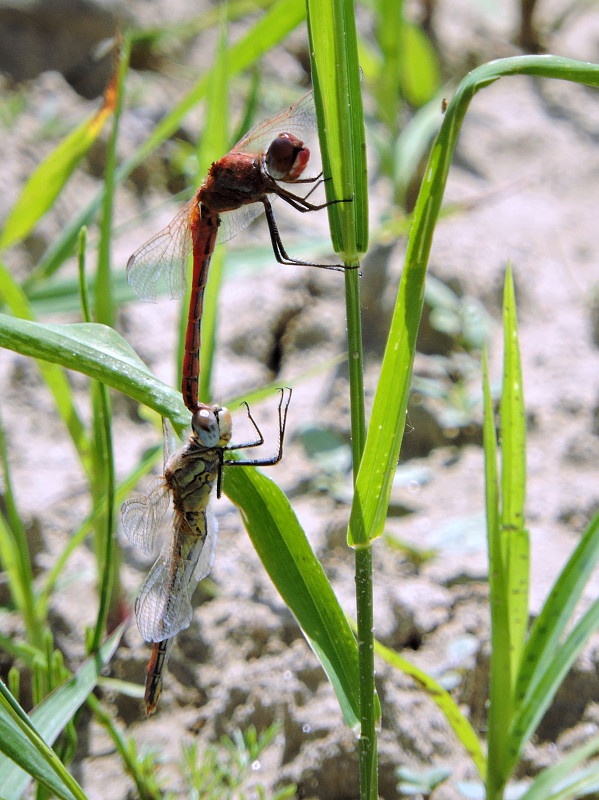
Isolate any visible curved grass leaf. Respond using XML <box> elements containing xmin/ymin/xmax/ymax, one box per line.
<box><xmin>0</xmin><ymin>624</ymin><xmax>124</xmax><ymax>800</ymax></box>
<box><xmin>372</xmin><ymin>636</ymin><xmax>486</xmax><ymax>780</ymax></box>
<box><xmin>223</xmin><ymin>465</ymin><xmax>360</xmax><ymax>729</ymax></box>
<box><xmin>349</xmin><ymin>55</ymin><xmax>599</xmax><ymax>547</ymax></box>
<box><xmin>0</xmin><ymin>315</ymin><xmax>188</xmax><ymax>429</ymax></box>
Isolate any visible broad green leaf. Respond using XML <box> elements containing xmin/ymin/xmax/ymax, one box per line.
<box><xmin>0</xmin><ymin>624</ymin><xmax>124</xmax><ymax>800</ymax></box>
<box><xmin>0</xmin><ymin>315</ymin><xmax>188</xmax><ymax>429</ymax></box>
<box><xmin>349</xmin><ymin>56</ymin><xmax>599</xmax><ymax>546</ymax></box>
<box><xmin>373</xmin><ymin>637</ymin><xmax>486</xmax><ymax>779</ymax></box>
<box><xmin>0</xmin><ymin>67</ymin><xmax>117</xmax><ymax>251</ymax></box>
<box><xmin>223</xmin><ymin>465</ymin><xmax>360</xmax><ymax>729</ymax></box>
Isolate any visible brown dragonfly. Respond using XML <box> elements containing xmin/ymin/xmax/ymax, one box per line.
<box><xmin>121</xmin><ymin>390</ymin><xmax>290</xmax><ymax>714</ymax></box>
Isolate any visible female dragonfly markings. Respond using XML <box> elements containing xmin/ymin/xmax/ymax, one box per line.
<box><xmin>126</xmin><ymin>92</ymin><xmax>351</xmax><ymax>414</ymax></box>
<box><xmin>121</xmin><ymin>390</ymin><xmax>291</xmax><ymax>715</ymax></box>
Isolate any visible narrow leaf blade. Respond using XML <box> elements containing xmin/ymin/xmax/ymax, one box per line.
<box><xmin>0</xmin><ymin>69</ymin><xmax>117</xmax><ymax>250</ymax></box>
<box><xmin>223</xmin><ymin>465</ymin><xmax>360</xmax><ymax>728</ymax></box>
<box><xmin>0</xmin><ymin>625</ymin><xmax>124</xmax><ymax>800</ymax></box>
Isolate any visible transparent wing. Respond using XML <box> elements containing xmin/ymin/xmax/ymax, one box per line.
<box><xmin>134</xmin><ymin>511</ymin><xmax>218</xmax><ymax>642</ymax></box>
<box><xmin>121</xmin><ymin>478</ymin><xmax>171</xmax><ymax>556</ymax></box>
<box><xmin>191</xmin><ymin>511</ymin><xmax>218</xmax><ymax>584</ymax></box>
<box><xmin>126</xmin><ymin>199</ymin><xmax>196</xmax><ymax>302</ymax></box>
<box><xmin>162</xmin><ymin>417</ymin><xmax>182</xmax><ymax>470</ymax></box>
<box><xmin>216</xmin><ymin>203</ymin><xmax>265</xmax><ymax>245</ymax></box>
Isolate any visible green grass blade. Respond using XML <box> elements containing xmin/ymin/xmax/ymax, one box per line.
<box><xmin>0</xmin><ymin>315</ymin><xmax>188</xmax><ymax>429</ymax></box>
<box><xmin>0</xmin><ymin>263</ymin><xmax>91</xmax><ymax>476</ymax></box>
<box><xmin>0</xmin><ymin>410</ymin><xmax>43</xmax><ymax>646</ymax></box>
<box><xmin>223</xmin><ymin>465</ymin><xmax>360</xmax><ymax>729</ymax></box>
<box><xmin>515</xmin><ymin>512</ymin><xmax>599</xmax><ymax>707</ymax></box>
<box><xmin>483</xmin><ymin>347</ymin><xmax>512</xmax><ymax>786</ymax></box>
<box><xmin>88</xmin><ymin>382</ymin><xmax>117</xmax><ymax>652</ymax></box>
<box><xmin>518</xmin><ymin>735</ymin><xmax>599</xmax><ymax>800</ymax></box>
<box><xmin>306</xmin><ymin>0</ymin><xmax>368</xmax><ymax>260</ymax></box>
<box><xmin>307</xmin><ymin>0</ymin><xmax>367</xmax><ymax>473</ymax></box>
<box><xmin>95</xmin><ymin>37</ymin><xmax>130</xmax><ymax>328</ymax></box>
<box><xmin>500</xmin><ymin>266</ymin><xmax>529</xmax><ymax>684</ymax></box>
<box><xmin>0</xmin><ymin>71</ymin><xmax>117</xmax><ymax>251</ymax></box>
<box><xmin>0</xmin><ymin>624</ymin><xmax>124</xmax><ymax>800</ymax></box>
<box><xmin>350</xmin><ymin>54</ymin><xmax>599</xmax><ymax>547</ymax></box>
<box><xmin>504</xmin><ymin>598</ymin><xmax>599</xmax><ymax>783</ymax></box>
<box><xmin>373</xmin><ymin>636</ymin><xmax>486</xmax><ymax>778</ymax></box>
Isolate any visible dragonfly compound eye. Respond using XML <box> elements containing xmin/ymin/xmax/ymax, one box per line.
<box><xmin>191</xmin><ymin>407</ymin><xmax>220</xmax><ymax>446</ymax></box>
<box><xmin>216</xmin><ymin>408</ymin><xmax>233</xmax><ymax>443</ymax></box>
<box><xmin>266</xmin><ymin>133</ymin><xmax>309</xmax><ymax>181</ymax></box>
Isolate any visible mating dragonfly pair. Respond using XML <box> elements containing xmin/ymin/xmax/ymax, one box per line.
<box><xmin>121</xmin><ymin>91</ymin><xmax>351</xmax><ymax>714</ymax></box>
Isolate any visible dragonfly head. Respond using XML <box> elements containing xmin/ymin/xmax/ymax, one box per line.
<box><xmin>265</xmin><ymin>132</ymin><xmax>310</xmax><ymax>182</ymax></box>
<box><xmin>191</xmin><ymin>404</ymin><xmax>232</xmax><ymax>447</ymax></box>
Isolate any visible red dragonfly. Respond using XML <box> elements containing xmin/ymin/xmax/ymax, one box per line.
<box><xmin>126</xmin><ymin>91</ymin><xmax>348</xmax><ymax>413</ymax></box>
<box><xmin>121</xmin><ymin>390</ymin><xmax>291</xmax><ymax>715</ymax></box>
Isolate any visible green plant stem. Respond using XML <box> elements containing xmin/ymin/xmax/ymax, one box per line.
<box><xmin>87</xmin><ymin>694</ymin><xmax>162</xmax><ymax>800</ymax></box>
<box><xmin>355</xmin><ymin>545</ymin><xmax>377</xmax><ymax>799</ymax></box>
<box><xmin>345</xmin><ymin>269</ymin><xmax>366</xmax><ymax>467</ymax></box>
<box><xmin>345</xmin><ymin>264</ymin><xmax>374</xmax><ymax>798</ymax></box>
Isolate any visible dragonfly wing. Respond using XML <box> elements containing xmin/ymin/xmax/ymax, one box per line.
<box><xmin>216</xmin><ymin>203</ymin><xmax>264</xmax><ymax>245</ymax></box>
<box><xmin>161</xmin><ymin>417</ymin><xmax>182</xmax><ymax>470</ymax></box>
<box><xmin>134</xmin><ymin>512</ymin><xmax>212</xmax><ymax>642</ymax></box>
<box><xmin>134</xmin><ymin>552</ymin><xmax>193</xmax><ymax>642</ymax></box>
<box><xmin>121</xmin><ymin>479</ymin><xmax>171</xmax><ymax>555</ymax></box>
<box><xmin>190</xmin><ymin>511</ymin><xmax>218</xmax><ymax>585</ymax></box>
<box><xmin>126</xmin><ymin>199</ymin><xmax>195</xmax><ymax>302</ymax></box>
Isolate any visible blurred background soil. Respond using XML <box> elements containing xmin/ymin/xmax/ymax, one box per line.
<box><xmin>1</xmin><ymin>0</ymin><xmax>599</xmax><ymax>798</ymax></box>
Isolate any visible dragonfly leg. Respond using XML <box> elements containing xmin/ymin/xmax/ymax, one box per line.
<box><xmin>272</xmin><ymin>177</ymin><xmax>352</xmax><ymax>213</ymax></box>
<box><xmin>223</xmin><ymin>388</ymin><xmax>292</xmax><ymax>468</ymax></box>
<box><xmin>262</xmin><ymin>199</ymin><xmax>356</xmax><ymax>272</ymax></box>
